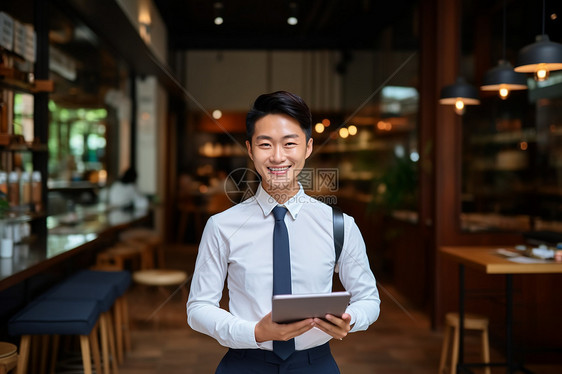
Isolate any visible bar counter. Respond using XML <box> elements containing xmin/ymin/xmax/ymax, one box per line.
<box><xmin>0</xmin><ymin>204</ymin><xmax>150</xmax><ymax>292</ymax></box>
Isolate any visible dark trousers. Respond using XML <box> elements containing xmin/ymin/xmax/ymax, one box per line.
<box><xmin>215</xmin><ymin>343</ymin><xmax>340</xmax><ymax>374</ymax></box>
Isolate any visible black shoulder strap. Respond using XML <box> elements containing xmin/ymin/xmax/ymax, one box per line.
<box><xmin>332</xmin><ymin>206</ymin><xmax>344</xmax><ymax>272</ymax></box>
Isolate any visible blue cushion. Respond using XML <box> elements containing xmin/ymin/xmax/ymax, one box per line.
<box><xmin>8</xmin><ymin>299</ymin><xmax>100</xmax><ymax>336</ymax></box>
<box><xmin>68</xmin><ymin>270</ymin><xmax>131</xmax><ymax>296</ymax></box>
<box><xmin>42</xmin><ymin>281</ymin><xmax>118</xmax><ymax>312</ymax></box>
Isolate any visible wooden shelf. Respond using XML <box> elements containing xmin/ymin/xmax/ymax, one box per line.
<box><xmin>0</xmin><ymin>134</ymin><xmax>48</xmax><ymax>152</ymax></box>
<box><xmin>63</xmin><ymin>0</ymin><xmax>186</xmax><ymax>101</ymax></box>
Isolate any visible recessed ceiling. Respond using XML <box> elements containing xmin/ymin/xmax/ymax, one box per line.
<box><xmin>153</xmin><ymin>0</ymin><xmax>418</xmax><ymax>50</ymax></box>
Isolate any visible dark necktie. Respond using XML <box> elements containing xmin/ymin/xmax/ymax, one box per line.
<box><xmin>272</xmin><ymin>206</ymin><xmax>295</xmax><ymax>359</ymax></box>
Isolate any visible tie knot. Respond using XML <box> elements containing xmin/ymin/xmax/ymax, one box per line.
<box><xmin>272</xmin><ymin>206</ymin><xmax>287</xmax><ymax>221</ymax></box>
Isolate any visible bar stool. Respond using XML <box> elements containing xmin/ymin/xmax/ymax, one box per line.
<box><xmin>96</xmin><ymin>244</ymin><xmax>143</xmax><ymax>270</ymax></box>
<box><xmin>0</xmin><ymin>342</ymin><xmax>18</xmax><ymax>374</ymax></box>
<box><xmin>69</xmin><ymin>269</ymin><xmax>132</xmax><ymax>363</ymax></box>
<box><xmin>41</xmin><ymin>281</ymin><xmax>120</xmax><ymax>374</ymax></box>
<box><xmin>132</xmin><ymin>269</ymin><xmax>189</xmax><ymax>326</ymax></box>
<box><xmin>119</xmin><ymin>228</ymin><xmax>165</xmax><ymax>268</ymax></box>
<box><xmin>8</xmin><ymin>299</ymin><xmax>102</xmax><ymax>374</ymax></box>
<box><xmin>438</xmin><ymin>312</ymin><xmax>491</xmax><ymax>374</ymax></box>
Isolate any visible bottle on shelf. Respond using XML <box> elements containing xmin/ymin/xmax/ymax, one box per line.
<box><xmin>31</xmin><ymin>170</ymin><xmax>42</xmax><ymax>212</ymax></box>
<box><xmin>21</xmin><ymin>170</ymin><xmax>31</xmax><ymax>208</ymax></box>
<box><xmin>8</xmin><ymin>171</ymin><xmax>19</xmax><ymax>208</ymax></box>
<box><xmin>0</xmin><ymin>171</ymin><xmax>7</xmax><ymax>199</ymax></box>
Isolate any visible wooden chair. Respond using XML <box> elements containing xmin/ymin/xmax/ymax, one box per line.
<box><xmin>438</xmin><ymin>312</ymin><xmax>491</xmax><ymax>374</ymax></box>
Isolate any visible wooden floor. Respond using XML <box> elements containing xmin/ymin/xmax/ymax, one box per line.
<box><xmin>115</xmin><ymin>243</ymin><xmax>561</xmax><ymax>374</ymax></box>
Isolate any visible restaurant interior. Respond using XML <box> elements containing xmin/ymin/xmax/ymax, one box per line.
<box><xmin>1</xmin><ymin>0</ymin><xmax>562</xmax><ymax>373</ymax></box>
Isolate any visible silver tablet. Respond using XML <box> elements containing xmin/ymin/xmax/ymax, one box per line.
<box><xmin>272</xmin><ymin>291</ymin><xmax>351</xmax><ymax>323</ymax></box>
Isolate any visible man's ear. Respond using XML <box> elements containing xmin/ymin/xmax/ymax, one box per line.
<box><xmin>246</xmin><ymin>140</ymin><xmax>254</xmax><ymax>161</ymax></box>
<box><xmin>305</xmin><ymin>138</ymin><xmax>313</xmax><ymax>159</ymax></box>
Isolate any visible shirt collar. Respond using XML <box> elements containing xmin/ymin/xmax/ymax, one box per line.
<box><xmin>255</xmin><ymin>183</ymin><xmax>306</xmax><ymax>220</ymax></box>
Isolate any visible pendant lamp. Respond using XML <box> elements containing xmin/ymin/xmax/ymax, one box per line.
<box><xmin>481</xmin><ymin>0</ymin><xmax>527</xmax><ymax>99</ymax></box>
<box><xmin>481</xmin><ymin>61</ymin><xmax>527</xmax><ymax>99</ymax></box>
<box><xmin>439</xmin><ymin>6</ymin><xmax>479</xmax><ymax>115</ymax></box>
<box><xmin>514</xmin><ymin>0</ymin><xmax>562</xmax><ymax>81</ymax></box>
<box><xmin>440</xmin><ymin>77</ymin><xmax>480</xmax><ymax>115</ymax></box>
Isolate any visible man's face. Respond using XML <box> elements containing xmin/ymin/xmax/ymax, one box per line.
<box><xmin>246</xmin><ymin>114</ymin><xmax>313</xmax><ymax>201</ymax></box>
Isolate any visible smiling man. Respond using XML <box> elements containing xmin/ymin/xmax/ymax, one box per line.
<box><xmin>187</xmin><ymin>91</ymin><xmax>380</xmax><ymax>373</ymax></box>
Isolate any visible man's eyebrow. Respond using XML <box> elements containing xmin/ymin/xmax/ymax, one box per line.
<box><xmin>255</xmin><ymin>134</ymin><xmax>300</xmax><ymax>141</ymax></box>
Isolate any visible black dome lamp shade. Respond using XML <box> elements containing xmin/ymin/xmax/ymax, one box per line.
<box><xmin>514</xmin><ymin>0</ymin><xmax>562</xmax><ymax>81</ymax></box>
<box><xmin>514</xmin><ymin>34</ymin><xmax>562</xmax><ymax>81</ymax></box>
<box><xmin>481</xmin><ymin>60</ymin><xmax>527</xmax><ymax>99</ymax></box>
<box><xmin>480</xmin><ymin>0</ymin><xmax>527</xmax><ymax>99</ymax></box>
<box><xmin>439</xmin><ymin>77</ymin><xmax>480</xmax><ymax>115</ymax></box>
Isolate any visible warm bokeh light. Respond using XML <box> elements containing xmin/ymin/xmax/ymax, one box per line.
<box><xmin>315</xmin><ymin>123</ymin><xmax>325</xmax><ymax>133</ymax></box>
<box><xmin>98</xmin><ymin>169</ymin><xmax>107</xmax><ymax>185</ymax></box>
<box><xmin>377</xmin><ymin>121</ymin><xmax>392</xmax><ymax>131</ymax></box>
<box><xmin>535</xmin><ymin>64</ymin><xmax>549</xmax><ymax>81</ymax></box>
<box><xmin>499</xmin><ymin>86</ymin><xmax>510</xmax><ymax>100</ymax></box>
<box><xmin>339</xmin><ymin>128</ymin><xmax>349</xmax><ymax>138</ymax></box>
<box><xmin>454</xmin><ymin>99</ymin><xmax>466</xmax><ymax>115</ymax></box>
<box><xmin>520</xmin><ymin>141</ymin><xmax>528</xmax><ymax>151</ymax></box>
<box><xmin>212</xmin><ymin>110</ymin><xmax>222</xmax><ymax>119</ymax></box>
<box><xmin>348</xmin><ymin>125</ymin><xmax>357</xmax><ymax>135</ymax></box>
<box><xmin>322</xmin><ymin>118</ymin><xmax>331</xmax><ymax>127</ymax></box>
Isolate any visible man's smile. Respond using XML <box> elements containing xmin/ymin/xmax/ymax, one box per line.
<box><xmin>268</xmin><ymin>166</ymin><xmax>291</xmax><ymax>174</ymax></box>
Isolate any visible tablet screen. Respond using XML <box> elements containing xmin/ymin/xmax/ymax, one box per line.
<box><xmin>272</xmin><ymin>291</ymin><xmax>351</xmax><ymax>323</ymax></box>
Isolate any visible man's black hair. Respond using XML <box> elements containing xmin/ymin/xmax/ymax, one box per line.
<box><xmin>246</xmin><ymin>91</ymin><xmax>312</xmax><ymax>142</ymax></box>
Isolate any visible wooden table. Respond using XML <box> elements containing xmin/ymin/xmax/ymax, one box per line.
<box><xmin>440</xmin><ymin>246</ymin><xmax>562</xmax><ymax>373</ymax></box>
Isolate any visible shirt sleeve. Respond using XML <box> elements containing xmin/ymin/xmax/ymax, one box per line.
<box><xmin>186</xmin><ymin>216</ymin><xmax>260</xmax><ymax>349</ymax></box>
<box><xmin>338</xmin><ymin>215</ymin><xmax>381</xmax><ymax>332</ymax></box>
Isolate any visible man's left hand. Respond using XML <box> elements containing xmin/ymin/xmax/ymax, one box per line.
<box><xmin>312</xmin><ymin>313</ymin><xmax>352</xmax><ymax>340</ymax></box>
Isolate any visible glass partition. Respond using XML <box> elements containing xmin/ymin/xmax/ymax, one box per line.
<box><xmin>461</xmin><ymin>76</ymin><xmax>562</xmax><ymax>234</ymax></box>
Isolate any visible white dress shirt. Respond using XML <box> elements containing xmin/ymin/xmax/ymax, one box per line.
<box><xmin>186</xmin><ymin>183</ymin><xmax>380</xmax><ymax>351</ymax></box>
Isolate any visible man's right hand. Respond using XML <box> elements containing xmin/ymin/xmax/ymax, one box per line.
<box><xmin>254</xmin><ymin>312</ymin><xmax>314</xmax><ymax>343</ymax></box>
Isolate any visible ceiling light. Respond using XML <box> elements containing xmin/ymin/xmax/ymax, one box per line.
<box><xmin>288</xmin><ymin>1</ymin><xmax>298</xmax><ymax>26</ymax></box>
<box><xmin>439</xmin><ymin>12</ymin><xmax>479</xmax><ymax>115</ymax></box>
<box><xmin>481</xmin><ymin>61</ymin><xmax>527</xmax><ymax>100</ymax></box>
<box><xmin>481</xmin><ymin>0</ymin><xmax>527</xmax><ymax>99</ymax></box>
<box><xmin>440</xmin><ymin>77</ymin><xmax>480</xmax><ymax>115</ymax></box>
<box><xmin>514</xmin><ymin>35</ymin><xmax>562</xmax><ymax>81</ymax></box>
<box><xmin>213</xmin><ymin>2</ymin><xmax>224</xmax><ymax>26</ymax></box>
<box><xmin>514</xmin><ymin>0</ymin><xmax>562</xmax><ymax>81</ymax></box>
